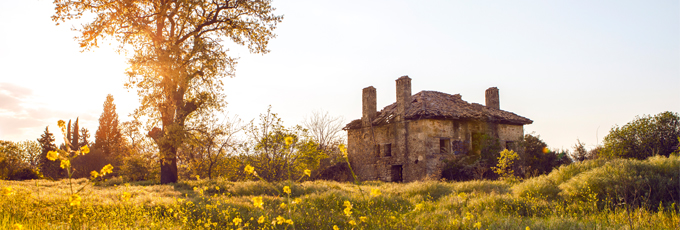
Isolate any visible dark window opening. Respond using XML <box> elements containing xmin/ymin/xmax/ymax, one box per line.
<box><xmin>383</xmin><ymin>143</ymin><xmax>392</xmax><ymax>157</ymax></box>
<box><xmin>439</xmin><ymin>138</ymin><xmax>450</xmax><ymax>154</ymax></box>
<box><xmin>391</xmin><ymin>165</ymin><xmax>403</xmax><ymax>182</ymax></box>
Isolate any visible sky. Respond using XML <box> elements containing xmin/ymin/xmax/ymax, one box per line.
<box><xmin>0</xmin><ymin>0</ymin><xmax>678</xmax><ymax>151</ymax></box>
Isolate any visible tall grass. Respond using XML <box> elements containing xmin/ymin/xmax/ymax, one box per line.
<box><xmin>2</xmin><ymin>155</ymin><xmax>679</xmax><ymax>229</ymax></box>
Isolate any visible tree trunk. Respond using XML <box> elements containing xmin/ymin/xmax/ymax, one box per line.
<box><xmin>150</xmin><ymin>127</ymin><xmax>179</xmax><ymax>184</ymax></box>
<box><xmin>160</xmin><ymin>145</ymin><xmax>178</xmax><ymax>184</ymax></box>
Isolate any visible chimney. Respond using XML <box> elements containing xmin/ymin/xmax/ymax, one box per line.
<box><xmin>362</xmin><ymin>86</ymin><xmax>377</xmax><ymax>127</ymax></box>
<box><xmin>396</xmin><ymin>76</ymin><xmax>412</xmax><ymax>120</ymax></box>
<box><xmin>485</xmin><ymin>87</ymin><xmax>500</xmax><ymax>110</ymax></box>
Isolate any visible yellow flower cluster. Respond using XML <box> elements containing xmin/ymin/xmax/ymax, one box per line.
<box><xmin>285</xmin><ymin>136</ymin><xmax>294</xmax><ymax>146</ymax></box>
<box><xmin>283</xmin><ymin>186</ymin><xmax>291</xmax><ymax>194</ymax></box>
<box><xmin>69</xmin><ymin>194</ymin><xmax>81</xmax><ymax>206</ymax></box>
<box><xmin>304</xmin><ymin>169</ymin><xmax>311</xmax><ymax>177</ymax></box>
<box><xmin>370</xmin><ymin>188</ymin><xmax>381</xmax><ymax>197</ymax></box>
<box><xmin>252</xmin><ymin>196</ymin><xmax>263</xmax><ymax>209</ymax></box>
<box><xmin>343</xmin><ymin>201</ymin><xmax>353</xmax><ymax>217</ymax></box>
<box><xmin>244</xmin><ymin>165</ymin><xmax>255</xmax><ymax>174</ymax></box>
<box><xmin>274</xmin><ymin>215</ymin><xmax>293</xmax><ymax>225</ymax></box>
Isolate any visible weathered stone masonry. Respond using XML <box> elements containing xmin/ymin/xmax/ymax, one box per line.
<box><xmin>344</xmin><ymin>76</ymin><xmax>533</xmax><ymax>182</ymax></box>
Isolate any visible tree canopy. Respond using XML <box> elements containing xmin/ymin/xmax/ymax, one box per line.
<box><xmin>602</xmin><ymin>111</ymin><xmax>680</xmax><ymax>159</ymax></box>
<box><xmin>53</xmin><ymin>0</ymin><xmax>283</xmax><ymax>184</ymax></box>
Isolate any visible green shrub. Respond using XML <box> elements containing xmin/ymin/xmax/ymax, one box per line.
<box><xmin>512</xmin><ymin>175</ymin><xmax>560</xmax><ymax>200</ymax></box>
<box><xmin>558</xmin><ymin>155</ymin><xmax>679</xmax><ymax>208</ymax></box>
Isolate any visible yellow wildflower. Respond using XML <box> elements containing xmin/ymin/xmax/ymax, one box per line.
<box><xmin>90</xmin><ymin>171</ymin><xmax>99</xmax><ymax>179</ymax></box>
<box><xmin>276</xmin><ymin>215</ymin><xmax>285</xmax><ymax>224</ymax></box>
<box><xmin>13</xmin><ymin>223</ymin><xmax>23</xmax><ymax>230</ymax></box>
<box><xmin>258</xmin><ymin>215</ymin><xmax>265</xmax><ymax>224</ymax></box>
<box><xmin>283</xmin><ymin>186</ymin><xmax>291</xmax><ymax>194</ymax></box>
<box><xmin>526</xmin><ymin>227</ymin><xmax>530</xmax><ymax>230</ymax></box>
<box><xmin>279</xmin><ymin>202</ymin><xmax>287</xmax><ymax>208</ymax></box>
<box><xmin>343</xmin><ymin>201</ymin><xmax>353</xmax><ymax>216</ymax></box>
<box><xmin>333</xmin><ymin>225</ymin><xmax>339</xmax><ymax>230</ymax></box>
<box><xmin>474</xmin><ymin>222</ymin><xmax>482</xmax><ymax>229</ymax></box>
<box><xmin>233</xmin><ymin>217</ymin><xmax>242</xmax><ymax>226</ymax></box>
<box><xmin>285</xmin><ymin>219</ymin><xmax>294</xmax><ymax>225</ymax></box>
<box><xmin>58</xmin><ymin>120</ymin><xmax>66</xmax><ymax>129</ymax></box>
<box><xmin>458</xmin><ymin>192</ymin><xmax>467</xmax><ymax>199</ymax></box>
<box><xmin>195</xmin><ymin>175</ymin><xmax>200</xmax><ymax>180</ymax></box>
<box><xmin>359</xmin><ymin>216</ymin><xmax>367</xmax><ymax>222</ymax></box>
<box><xmin>69</xmin><ymin>194</ymin><xmax>81</xmax><ymax>206</ymax></box>
<box><xmin>464</xmin><ymin>212</ymin><xmax>474</xmax><ymax>221</ymax></box>
<box><xmin>252</xmin><ymin>196</ymin><xmax>264</xmax><ymax>209</ymax></box>
<box><xmin>244</xmin><ymin>164</ymin><xmax>255</xmax><ymax>174</ymax></box>
<box><xmin>339</xmin><ymin>144</ymin><xmax>347</xmax><ymax>157</ymax></box>
<box><xmin>349</xmin><ymin>220</ymin><xmax>356</xmax><ymax>225</ymax></box>
<box><xmin>3</xmin><ymin>187</ymin><xmax>14</xmax><ymax>196</ymax></box>
<box><xmin>285</xmin><ymin>136</ymin><xmax>294</xmax><ymax>146</ymax></box>
<box><xmin>215</xmin><ymin>186</ymin><xmax>220</xmax><ymax>191</ymax></box>
<box><xmin>80</xmin><ymin>145</ymin><xmax>90</xmax><ymax>154</ymax></box>
<box><xmin>60</xmin><ymin>159</ymin><xmax>70</xmax><ymax>169</ymax></box>
<box><xmin>370</xmin><ymin>188</ymin><xmax>381</xmax><ymax>197</ymax></box>
<box><xmin>46</xmin><ymin>151</ymin><xmax>59</xmax><ymax>161</ymax></box>
<box><xmin>121</xmin><ymin>192</ymin><xmax>131</xmax><ymax>202</ymax></box>
<box><xmin>101</xmin><ymin>164</ymin><xmax>114</xmax><ymax>175</ymax></box>
<box><xmin>304</xmin><ymin>169</ymin><xmax>311</xmax><ymax>177</ymax></box>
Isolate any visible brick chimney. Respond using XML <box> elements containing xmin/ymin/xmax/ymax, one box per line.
<box><xmin>396</xmin><ymin>76</ymin><xmax>412</xmax><ymax>120</ymax></box>
<box><xmin>362</xmin><ymin>86</ymin><xmax>377</xmax><ymax>127</ymax></box>
<box><xmin>485</xmin><ymin>87</ymin><xmax>500</xmax><ymax>110</ymax></box>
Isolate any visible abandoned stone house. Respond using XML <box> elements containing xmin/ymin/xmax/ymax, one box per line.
<box><xmin>343</xmin><ymin>76</ymin><xmax>533</xmax><ymax>182</ymax></box>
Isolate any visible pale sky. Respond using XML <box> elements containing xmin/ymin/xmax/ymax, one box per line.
<box><xmin>1</xmin><ymin>0</ymin><xmax>678</xmax><ymax>151</ymax></box>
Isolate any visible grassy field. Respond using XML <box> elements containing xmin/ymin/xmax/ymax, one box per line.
<box><xmin>2</xmin><ymin>155</ymin><xmax>679</xmax><ymax>229</ymax></box>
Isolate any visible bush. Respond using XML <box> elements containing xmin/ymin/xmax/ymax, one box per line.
<box><xmin>558</xmin><ymin>155</ymin><xmax>679</xmax><ymax>208</ymax></box>
<box><xmin>121</xmin><ymin>155</ymin><xmax>154</xmax><ymax>182</ymax></box>
<box><xmin>9</xmin><ymin>168</ymin><xmax>41</xmax><ymax>180</ymax></box>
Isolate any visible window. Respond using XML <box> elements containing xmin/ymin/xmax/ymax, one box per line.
<box><xmin>383</xmin><ymin>143</ymin><xmax>392</xmax><ymax>157</ymax></box>
<box><xmin>439</xmin><ymin>138</ymin><xmax>450</xmax><ymax>154</ymax></box>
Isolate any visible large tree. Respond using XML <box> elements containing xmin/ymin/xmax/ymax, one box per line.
<box><xmin>53</xmin><ymin>0</ymin><xmax>283</xmax><ymax>184</ymax></box>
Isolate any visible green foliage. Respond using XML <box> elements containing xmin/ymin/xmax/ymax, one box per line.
<box><xmin>602</xmin><ymin>111</ymin><xmax>680</xmax><ymax>159</ymax></box>
<box><xmin>520</xmin><ymin>134</ymin><xmax>571</xmax><ymax>177</ymax></box>
<box><xmin>0</xmin><ymin>141</ymin><xmax>22</xmax><ymax>179</ymax></box>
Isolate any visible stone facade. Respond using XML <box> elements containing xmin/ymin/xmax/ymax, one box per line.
<box><xmin>344</xmin><ymin>76</ymin><xmax>532</xmax><ymax>182</ymax></box>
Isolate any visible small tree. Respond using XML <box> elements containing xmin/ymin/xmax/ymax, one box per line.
<box><xmin>492</xmin><ymin>149</ymin><xmax>519</xmax><ymax>183</ymax></box>
<box><xmin>38</xmin><ymin>126</ymin><xmax>63</xmax><ymax>179</ymax></box>
<box><xmin>602</xmin><ymin>111</ymin><xmax>680</xmax><ymax>159</ymax></box>
<box><xmin>571</xmin><ymin>139</ymin><xmax>588</xmax><ymax>162</ymax></box>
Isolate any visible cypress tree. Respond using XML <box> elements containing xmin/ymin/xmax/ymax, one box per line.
<box><xmin>71</xmin><ymin>117</ymin><xmax>80</xmax><ymax>149</ymax></box>
<box><xmin>66</xmin><ymin>119</ymin><xmax>72</xmax><ymax>147</ymax></box>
